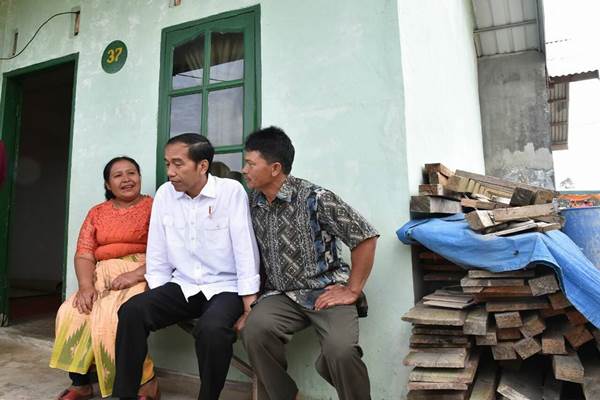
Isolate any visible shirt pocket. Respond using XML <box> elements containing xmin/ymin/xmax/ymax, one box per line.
<box><xmin>163</xmin><ymin>215</ymin><xmax>186</xmax><ymax>247</ymax></box>
<box><xmin>202</xmin><ymin>217</ymin><xmax>230</xmax><ymax>250</ymax></box>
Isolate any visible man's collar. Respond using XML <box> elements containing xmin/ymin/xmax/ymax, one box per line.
<box><xmin>254</xmin><ymin>175</ymin><xmax>296</xmax><ymax>207</ymax></box>
<box><xmin>276</xmin><ymin>175</ymin><xmax>295</xmax><ymax>202</ymax></box>
<box><xmin>173</xmin><ymin>173</ymin><xmax>217</xmax><ymax>200</ymax></box>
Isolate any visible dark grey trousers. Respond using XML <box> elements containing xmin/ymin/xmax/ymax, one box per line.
<box><xmin>242</xmin><ymin>294</ymin><xmax>371</xmax><ymax>400</ymax></box>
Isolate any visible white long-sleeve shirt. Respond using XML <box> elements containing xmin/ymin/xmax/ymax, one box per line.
<box><xmin>145</xmin><ymin>174</ymin><xmax>260</xmax><ymax>300</ymax></box>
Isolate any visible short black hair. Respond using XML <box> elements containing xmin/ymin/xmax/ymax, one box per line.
<box><xmin>166</xmin><ymin>133</ymin><xmax>214</xmax><ymax>175</ymax></box>
<box><xmin>103</xmin><ymin>156</ymin><xmax>141</xmax><ymax>200</ymax></box>
<box><xmin>244</xmin><ymin>126</ymin><xmax>295</xmax><ymax>174</ymax></box>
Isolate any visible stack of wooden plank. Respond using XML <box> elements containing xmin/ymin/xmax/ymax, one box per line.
<box><xmin>409</xmin><ymin>163</ymin><xmax>563</xmax><ymax>236</ymax></box>
<box><xmin>403</xmin><ymin>247</ymin><xmax>600</xmax><ymax>399</ymax></box>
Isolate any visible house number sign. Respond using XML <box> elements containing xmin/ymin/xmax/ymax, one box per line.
<box><xmin>101</xmin><ymin>40</ymin><xmax>128</xmax><ymax>73</ymax></box>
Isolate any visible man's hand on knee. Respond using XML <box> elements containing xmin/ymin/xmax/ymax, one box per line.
<box><xmin>314</xmin><ymin>285</ymin><xmax>360</xmax><ymax>311</ymax></box>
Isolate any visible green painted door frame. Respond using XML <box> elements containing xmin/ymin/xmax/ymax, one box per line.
<box><xmin>156</xmin><ymin>5</ymin><xmax>261</xmax><ymax>186</ymax></box>
<box><xmin>0</xmin><ymin>53</ymin><xmax>78</xmax><ymax>326</ymax></box>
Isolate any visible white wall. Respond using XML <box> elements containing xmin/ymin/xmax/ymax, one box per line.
<box><xmin>398</xmin><ymin>0</ymin><xmax>485</xmax><ymax>194</ymax></box>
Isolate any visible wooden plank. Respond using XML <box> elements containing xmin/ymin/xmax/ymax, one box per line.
<box><xmin>473</xmin><ymin>286</ymin><xmax>533</xmax><ymax>300</ymax></box>
<box><xmin>462</xmin><ymin>286</ymin><xmax>484</xmax><ymax>294</ymax></box>
<box><xmin>460</xmin><ymin>198</ymin><xmax>497</xmax><ymax>210</ymax></box>
<box><xmin>487</xmin><ymin>221</ymin><xmax>539</xmax><ymax>237</ymax></box>
<box><xmin>519</xmin><ymin>312</ymin><xmax>546</xmax><ymax>338</ymax></box>
<box><xmin>510</xmin><ymin>186</ymin><xmax>537</xmax><ymax>206</ymax></box>
<box><xmin>423</xmin><ymin>300</ymin><xmax>474</xmax><ymax>310</ymax></box>
<box><xmin>410</xmin><ymin>196</ymin><xmax>462</xmax><ymax>214</ymax></box>
<box><xmin>533</xmin><ymin>190</ymin><xmax>555</xmax><ymax>205</ymax></box>
<box><xmin>446</xmin><ymin>175</ymin><xmax>473</xmax><ymax>193</ymax></box>
<box><xmin>420</xmin><ymin>263</ymin><xmax>464</xmax><ymax>272</ymax></box>
<box><xmin>407</xmin><ymin>382</ymin><xmax>468</xmax><ymax>391</ymax></box>
<box><xmin>497</xmin><ymin>369</ymin><xmax>543</xmax><ymax>400</ymax></box>
<box><xmin>465</xmin><ymin>210</ymin><xmax>496</xmax><ymax>231</ymax></box>
<box><xmin>491</xmin><ymin>342</ymin><xmax>517</xmax><ymax>360</ymax></box>
<box><xmin>411</xmin><ymin>342</ymin><xmax>472</xmax><ymax>349</ymax></box>
<box><xmin>424</xmin><ymin>272</ymin><xmax>465</xmax><ymax>282</ymax></box>
<box><xmin>535</xmin><ymin>221</ymin><xmax>561</xmax><ymax>232</ymax></box>
<box><xmin>428</xmin><ymin>171</ymin><xmax>450</xmax><ymax>186</ymax></box>
<box><xmin>413</xmin><ymin>326</ymin><xmax>466</xmax><ymax>336</ymax></box>
<box><xmin>486</xmin><ymin>298</ymin><xmax>549</xmax><ymax>312</ymax></box>
<box><xmin>419</xmin><ymin>184</ymin><xmax>461</xmax><ymax>200</ymax></box>
<box><xmin>564</xmin><ymin>324</ymin><xmax>593</xmax><ymax>349</ymax></box>
<box><xmin>409</xmin><ymin>351</ymin><xmax>480</xmax><ymax>384</ymax></box>
<box><xmin>463</xmin><ymin>306</ymin><xmax>488</xmax><ymax>335</ymax></box>
<box><xmin>410</xmin><ymin>334</ymin><xmax>471</xmax><ymax>347</ymax></box>
<box><xmin>565</xmin><ymin>308</ymin><xmax>588</xmax><ymax>326</ymax></box>
<box><xmin>495</xmin><ymin>312</ymin><xmax>523</xmax><ymax>329</ymax></box>
<box><xmin>540</xmin><ymin>307</ymin><xmax>565</xmax><ymax>319</ymax></box>
<box><xmin>492</xmin><ymin>203</ymin><xmax>558</xmax><ymax>223</ymax></box>
<box><xmin>454</xmin><ymin>170</ymin><xmax>555</xmax><ymax>194</ymax></box>
<box><xmin>467</xmin><ymin>269</ymin><xmax>535</xmax><ymax>279</ymax></box>
<box><xmin>582</xmin><ymin>357</ymin><xmax>600</xmax><ymax>400</ymax></box>
<box><xmin>402</xmin><ymin>304</ymin><xmax>467</xmax><ymax>326</ymax></box>
<box><xmin>553</xmin><ymin>353</ymin><xmax>584</xmax><ymax>383</ymax></box>
<box><xmin>535</xmin><ymin>214</ymin><xmax>565</xmax><ymax>226</ymax></box>
<box><xmin>475</xmin><ymin>324</ymin><xmax>498</xmax><ymax>346</ymax></box>
<box><xmin>497</xmin><ymin>328</ymin><xmax>522</xmax><ymax>341</ymax></box>
<box><xmin>548</xmin><ymin>292</ymin><xmax>571</xmax><ymax>310</ymax></box>
<box><xmin>542</xmin><ymin>326</ymin><xmax>567</xmax><ymax>355</ymax></box>
<box><xmin>468</xmin><ymin>361</ymin><xmax>497</xmax><ymax>400</ymax></box>
<box><xmin>418</xmin><ymin>251</ymin><xmax>449</xmax><ymax>262</ymax></box>
<box><xmin>408</xmin><ymin>390</ymin><xmax>468</xmax><ymax>400</ymax></box>
<box><xmin>403</xmin><ymin>348</ymin><xmax>468</xmax><ymax>368</ymax></box>
<box><xmin>425</xmin><ymin>163</ymin><xmax>454</xmax><ymax>178</ymax></box>
<box><xmin>513</xmin><ymin>337</ymin><xmax>541</xmax><ymax>359</ymax></box>
<box><xmin>461</xmin><ymin>278</ymin><xmax>525</xmax><ymax>287</ymax></box>
<box><xmin>528</xmin><ymin>274</ymin><xmax>559</xmax><ymax>296</ymax></box>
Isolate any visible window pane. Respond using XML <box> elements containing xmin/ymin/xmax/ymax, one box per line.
<box><xmin>170</xmin><ymin>94</ymin><xmax>202</xmax><ymax>137</ymax></box>
<box><xmin>210</xmin><ymin>153</ymin><xmax>243</xmax><ymax>183</ymax></box>
<box><xmin>208</xmin><ymin>87</ymin><xmax>243</xmax><ymax>146</ymax></box>
<box><xmin>210</xmin><ymin>32</ymin><xmax>244</xmax><ymax>83</ymax></box>
<box><xmin>172</xmin><ymin>34</ymin><xmax>205</xmax><ymax>89</ymax></box>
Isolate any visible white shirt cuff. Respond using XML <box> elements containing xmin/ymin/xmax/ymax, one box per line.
<box><xmin>145</xmin><ymin>273</ymin><xmax>171</xmax><ymax>289</ymax></box>
<box><xmin>237</xmin><ymin>274</ymin><xmax>261</xmax><ymax>296</ymax></box>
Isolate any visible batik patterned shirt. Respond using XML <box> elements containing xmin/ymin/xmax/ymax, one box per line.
<box><xmin>249</xmin><ymin>175</ymin><xmax>379</xmax><ymax>309</ymax></box>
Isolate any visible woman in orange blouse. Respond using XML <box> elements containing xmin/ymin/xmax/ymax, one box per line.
<box><xmin>50</xmin><ymin>157</ymin><xmax>157</xmax><ymax>400</ymax></box>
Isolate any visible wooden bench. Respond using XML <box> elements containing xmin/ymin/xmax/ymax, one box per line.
<box><xmin>178</xmin><ymin>319</ymin><xmax>258</xmax><ymax>400</ymax></box>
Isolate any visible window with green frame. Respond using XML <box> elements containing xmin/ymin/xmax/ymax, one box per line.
<box><xmin>157</xmin><ymin>7</ymin><xmax>260</xmax><ymax>184</ymax></box>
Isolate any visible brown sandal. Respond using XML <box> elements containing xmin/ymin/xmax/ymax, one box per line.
<box><xmin>57</xmin><ymin>386</ymin><xmax>93</xmax><ymax>400</ymax></box>
<box><xmin>137</xmin><ymin>376</ymin><xmax>160</xmax><ymax>400</ymax></box>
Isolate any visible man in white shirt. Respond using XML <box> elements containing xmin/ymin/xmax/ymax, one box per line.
<box><xmin>112</xmin><ymin>133</ymin><xmax>260</xmax><ymax>400</ymax></box>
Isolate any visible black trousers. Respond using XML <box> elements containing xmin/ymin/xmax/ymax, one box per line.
<box><xmin>112</xmin><ymin>282</ymin><xmax>243</xmax><ymax>400</ymax></box>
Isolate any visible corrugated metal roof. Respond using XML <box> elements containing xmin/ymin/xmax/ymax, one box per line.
<box><xmin>546</xmin><ymin>39</ymin><xmax>600</xmax><ymax>78</ymax></box>
<box><xmin>548</xmin><ymin>81</ymin><xmax>568</xmax><ymax>150</ymax></box>
<box><xmin>472</xmin><ymin>0</ymin><xmax>542</xmax><ymax>57</ymax></box>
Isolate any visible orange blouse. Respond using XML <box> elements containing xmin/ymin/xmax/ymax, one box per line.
<box><xmin>76</xmin><ymin>196</ymin><xmax>153</xmax><ymax>261</ymax></box>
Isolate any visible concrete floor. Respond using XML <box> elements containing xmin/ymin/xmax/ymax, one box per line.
<box><xmin>0</xmin><ymin>316</ymin><xmax>252</xmax><ymax>399</ymax></box>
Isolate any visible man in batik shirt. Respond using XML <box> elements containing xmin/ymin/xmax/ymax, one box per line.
<box><xmin>239</xmin><ymin>126</ymin><xmax>379</xmax><ymax>400</ymax></box>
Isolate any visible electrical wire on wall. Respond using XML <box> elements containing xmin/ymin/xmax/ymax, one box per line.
<box><xmin>0</xmin><ymin>11</ymin><xmax>79</xmax><ymax>61</ymax></box>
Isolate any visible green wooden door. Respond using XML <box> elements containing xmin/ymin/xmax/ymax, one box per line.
<box><xmin>0</xmin><ymin>77</ymin><xmax>21</xmax><ymax>326</ymax></box>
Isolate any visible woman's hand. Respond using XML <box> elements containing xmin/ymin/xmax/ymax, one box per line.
<box><xmin>73</xmin><ymin>285</ymin><xmax>98</xmax><ymax>314</ymax></box>
<box><xmin>111</xmin><ymin>270</ymin><xmax>143</xmax><ymax>290</ymax></box>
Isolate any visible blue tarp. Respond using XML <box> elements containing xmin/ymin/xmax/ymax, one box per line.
<box><xmin>396</xmin><ymin>214</ymin><xmax>600</xmax><ymax>328</ymax></box>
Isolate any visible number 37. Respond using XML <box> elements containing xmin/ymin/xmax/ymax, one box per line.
<box><xmin>106</xmin><ymin>47</ymin><xmax>123</xmax><ymax>64</ymax></box>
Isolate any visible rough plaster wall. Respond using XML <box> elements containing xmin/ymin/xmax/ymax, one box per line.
<box><xmin>398</xmin><ymin>0</ymin><xmax>485</xmax><ymax>194</ymax></box>
<box><xmin>0</xmin><ymin>1</ymin><xmax>410</xmax><ymax>398</ymax></box>
<box><xmin>478</xmin><ymin>51</ymin><xmax>555</xmax><ymax>188</ymax></box>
